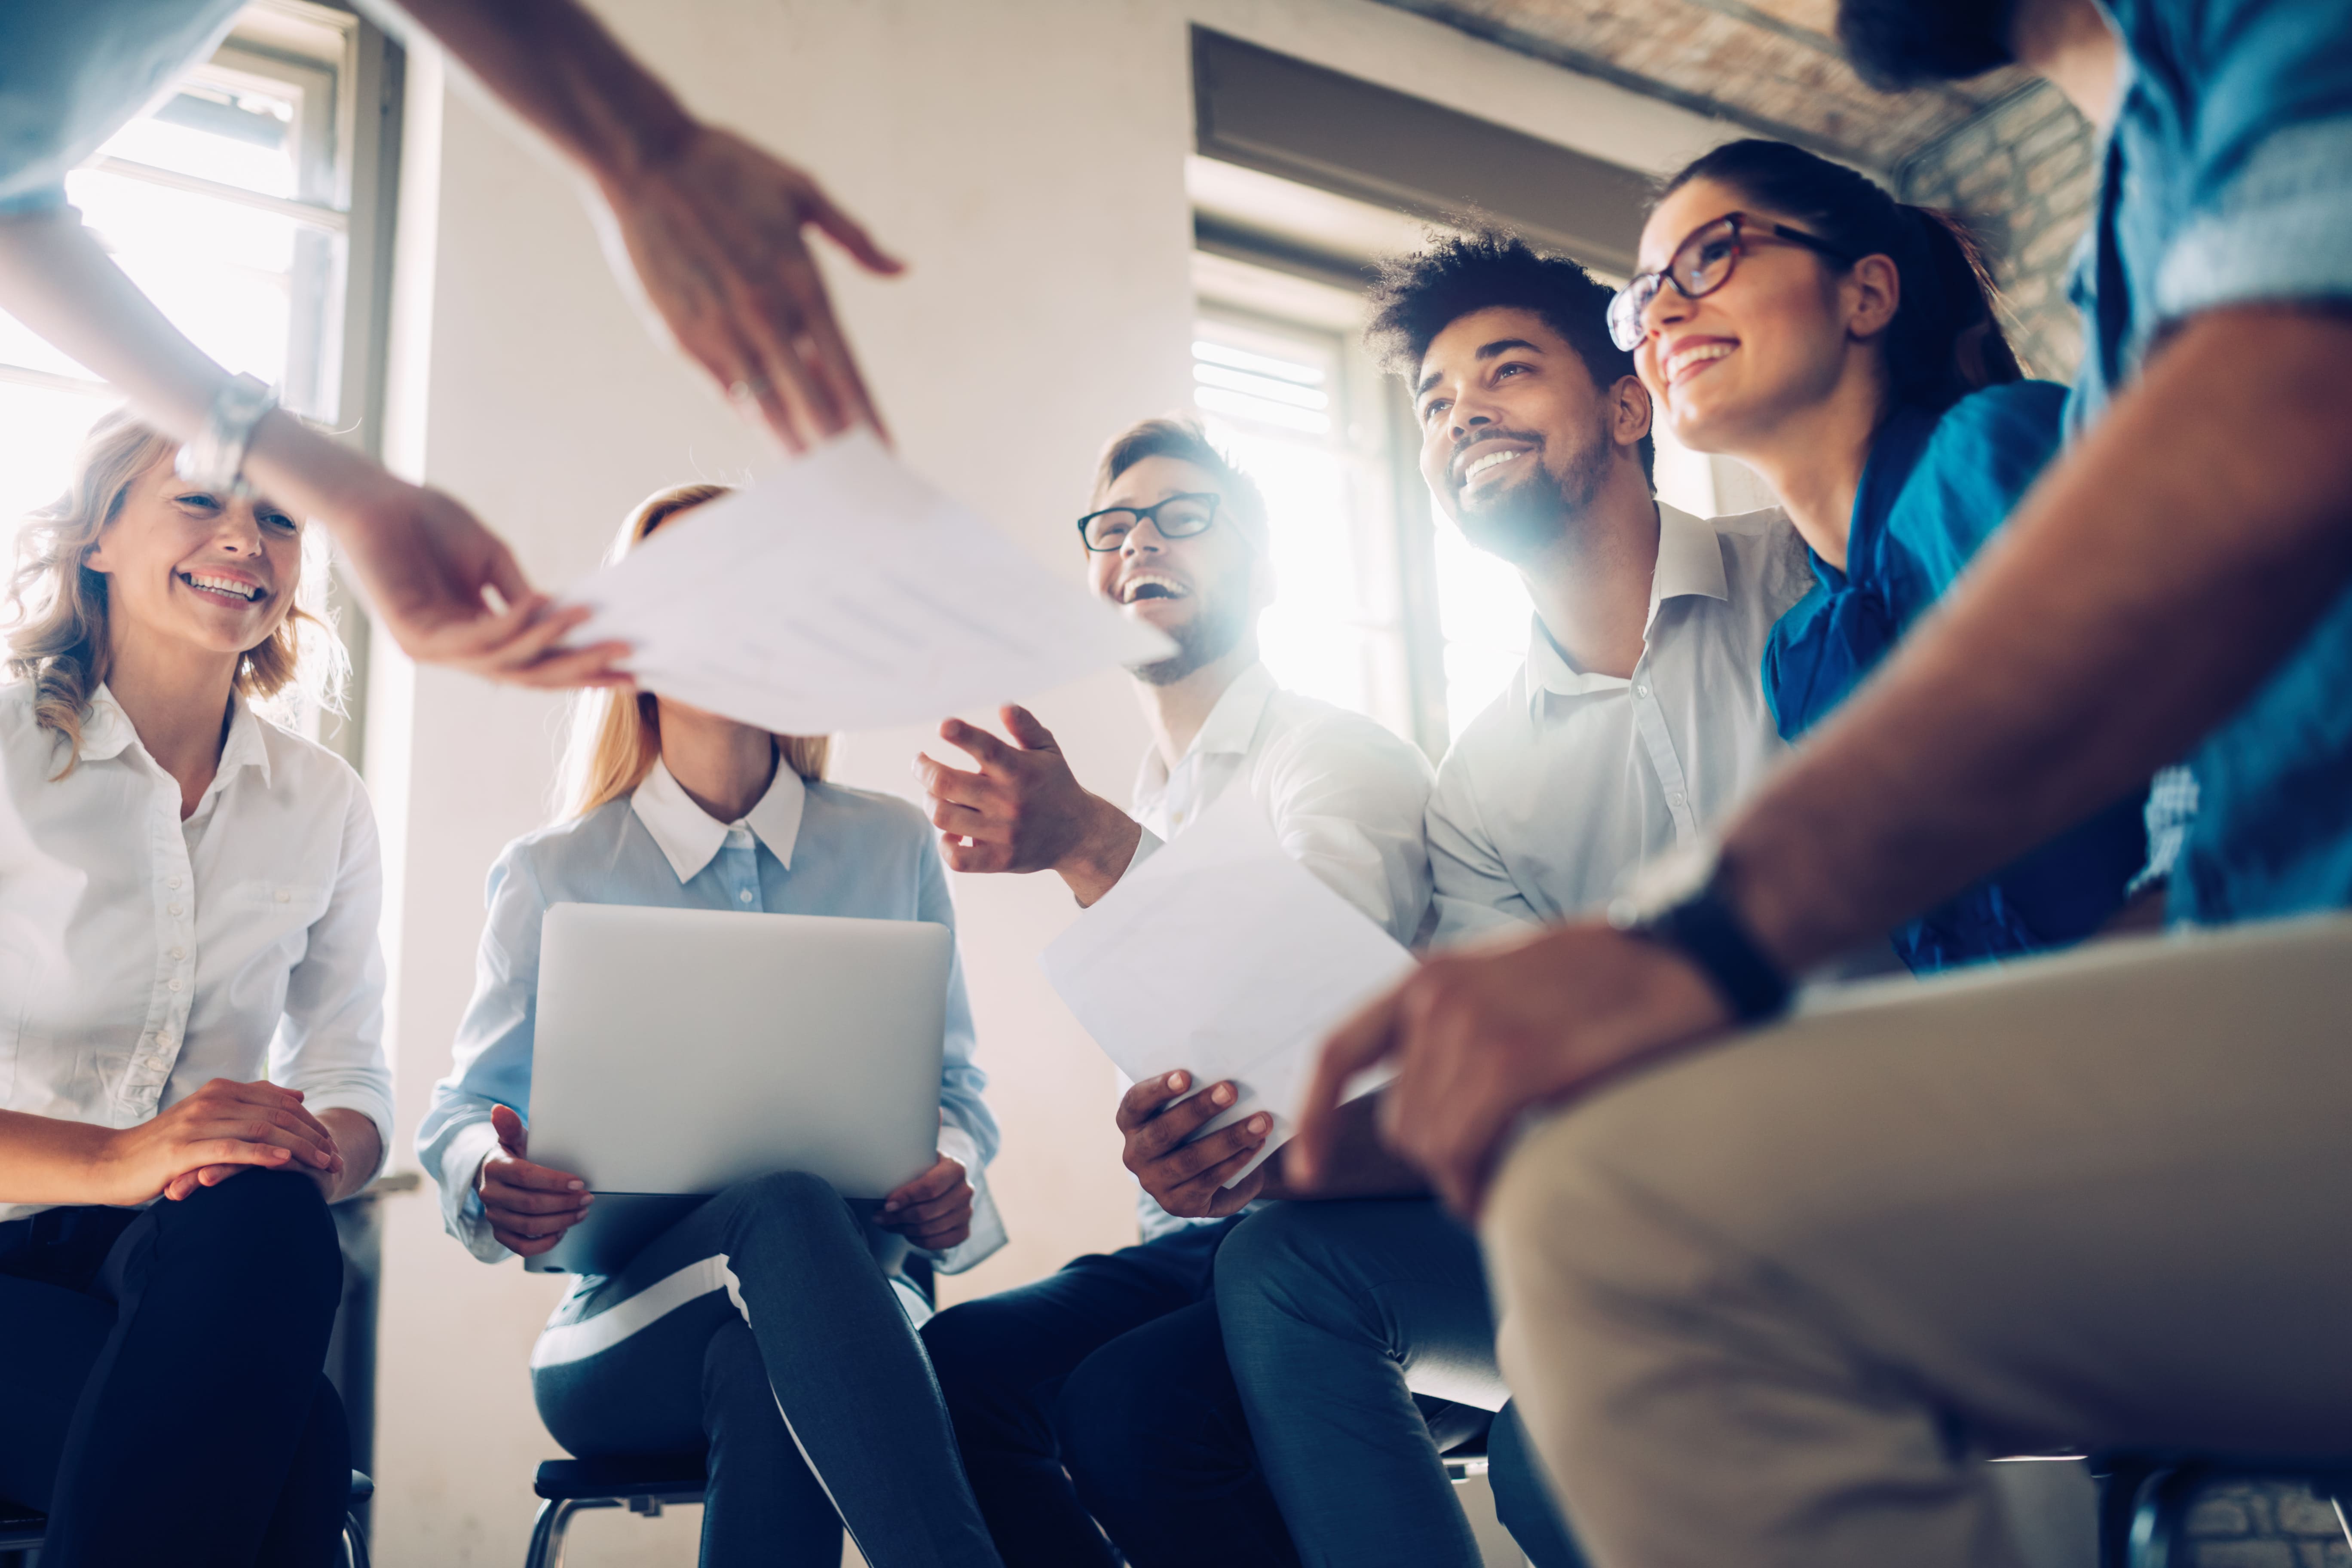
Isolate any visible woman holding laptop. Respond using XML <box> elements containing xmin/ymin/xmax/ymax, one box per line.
<box><xmin>418</xmin><ymin>483</ymin><xmax>1007</xmax><ymax>1568</ymax></box>
<box><xmin>0</xmin><ymin>408</ymin><xmax>392</xmax><ymax>1563</ymax></box>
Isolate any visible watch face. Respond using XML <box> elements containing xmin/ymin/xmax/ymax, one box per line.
<box><xmin>1608</xmin><ymin>842</ymin><xmax>1720</xmax><ymax>929</ymax></box>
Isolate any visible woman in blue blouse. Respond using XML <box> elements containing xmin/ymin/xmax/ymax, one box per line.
<box><xmin>1614</xmin><ymin>138</ymin><xmax>2149</xmax><ymax>970</ymax></box>
<box><xmin>417</xmin><ymin>484</ymin><xmax>1006</xmax><ymax>1568</ymax></box>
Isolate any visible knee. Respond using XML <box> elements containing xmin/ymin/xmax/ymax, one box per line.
<box><xmin>921</xmin><ymin>1300</ymin><xmax>1029</xmax><ymax>1426</ymax></box>
<box><xmin>732</xmin><ymin>1168</ymin><xmax>840</xmax><ymax>1220</ymax></box>
<box><xmin>173</xmin><ymin>1170</ymin><xmax>343</xmax><ymax>1317</ymax></box>
<box><xmin>1212</xmin><ymin>1202</ymin><xmax>1354</xmax><ymax>1341</ymax></box>
<box><xmin>1057</xmin><ymin>1340</ymin><xmax>1204</xmax><ymax>1497</ymax></box>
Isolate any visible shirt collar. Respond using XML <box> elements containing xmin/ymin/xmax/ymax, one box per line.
<box><xmin>79</xmin><ymin>683</ymin><xmax>273</xmax><ymax>789</ymax></box>
<box><xmin>631</xmin><ymin>755</ymin><xmax>806</xmax><ymax>884</ymax></box>
<box><xmin>1523</xmin><ymin>504</ymin><xmax>1726</xmax><ymax>715</ymax></box>
<box><xmin>1135</xmin><ymin>661</ymin><xmax>1277</xmax><ymax>798</ymax></box>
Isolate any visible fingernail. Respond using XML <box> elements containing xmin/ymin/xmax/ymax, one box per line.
<box><xmin>1168</xmin><ymin>1072</ymin><xmax>1188</xmax><ymax>1090</ymax></box>
<box><xmin>567</xmin><ymin>1180</ymin><xmax>585</xmax><ymax>1191</ymax></box>
<box><xmin>579</xmin><ymin>1194</ymin><xmax>594</xmax><ymax>1206</ymax></box>
<box><xmin>1212</xmin><ymin>1084</ymin><xmax>1234</xmax><ymax>1106</ymax></box>
<box><xmin>1250</xmin><ymin>1115</ymin><xmax>1270</xmax><ymax>1134</ymax></box>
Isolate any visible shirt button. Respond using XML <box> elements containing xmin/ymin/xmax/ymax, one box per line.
<box><xmin>738</xmin><ymin>888</ymin><xmax>755</xmax><ymax>903</ymax></box>
<box><xmin>167</xmin><ymin>977</ymin><xmax>183</xmax><ymax>993</ymax></box>
<box><xmin>168</xmin><ymin>946</ymin><xmax>184</xmax><ymax>961</ymax></box>
<box><xmin>1669</xmin><ymin>791</ymin><xmax>1687</xmax><ymax>807</ymax></box>
<box><xmin>168</xmin><ymin>903</ymin><xmax>184</xmax><ymax>917</ymax></box>
<box><xmin>1636</xmin><ymin>684</ymin><xmax>1651</xmax><ymax>697</ymax></box>
<box><xmin>275</xmin><ymin>889</ymin><xmax>291</xmax><ymax>903</ymax></box>
<box><xmin>167</xmin><ymin>876</ymin><xmax>182</xmax><ymax>890</ymax></box>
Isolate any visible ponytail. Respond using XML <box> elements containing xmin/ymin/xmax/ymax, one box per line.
<box><xmin>1658</xmin><ymin>139</ymin><xmax>2022</xmax><ymax>411</ymax></box>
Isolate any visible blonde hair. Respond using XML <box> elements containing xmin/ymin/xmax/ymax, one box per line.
<box><xmin>559</xmin><ymin>482</ymin><xmax>830</xmax><ymax>818</ymax></box>
<box><xmin>3</xmin><ymin>406</ymin><xmax>344</xmax><ymax>775</ymax></box>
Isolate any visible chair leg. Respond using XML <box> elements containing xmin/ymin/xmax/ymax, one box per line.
<box><xmin>344</xmin><ymin>1506</ymin><xmax>372</xmax><ymax>1568</ymax></box>
<box><xmin>2128</xmin><ymin>1465</ymin><xmax>2205</xmax><ymax>1568</ymax></box>
<box><xmin>2330</xmin><ymin>1482</ymin><xmax>2352</xmax><ymax>1549</ymax></box>
<box><xmin>2093</xmin><ymin>1457</ymin><xmax>2152</xmax><ymax>1568</ymax></box>
<box><xmin>523</xmin><ymin>1497</ymin><xmax>615</xmax><ymax>1568</ymax></box>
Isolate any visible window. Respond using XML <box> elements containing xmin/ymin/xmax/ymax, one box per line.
<box><xmin>0</xmin><ymin>0</ymin><xmax>399</xmax><ymax>755</ymax></box>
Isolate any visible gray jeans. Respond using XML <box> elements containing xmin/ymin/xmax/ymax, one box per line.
<box><xmin>530</xmin><ymin>1170</ymin><xmax>1000</xmax><ymax>1568</ymax></box>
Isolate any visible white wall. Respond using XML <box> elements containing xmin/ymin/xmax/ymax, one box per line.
<box><xmin>367</xmin><ymin>4</ymin><xmax>1733</xmax><ymax>1561</ymax></box>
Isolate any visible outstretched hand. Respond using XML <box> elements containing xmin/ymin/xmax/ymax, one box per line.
<box><xmin>1290</xmin><ymin>921</ymin><xmax>1730</xmax><ymax>1219</ymax></box>
<box><xmin>917</xmin><ymin>705</ymin><xmax>1139</xmax><ymax>903</ymax></box>
<box><xmin>599</xmin><ymin>122</ymin><xmax>902</xmax><ymax>451</ymax></box>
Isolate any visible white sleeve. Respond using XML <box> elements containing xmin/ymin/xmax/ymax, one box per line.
<box><xmin>1256</xmin><ymin>720</ymin><xmax>1435</xmax><ymax>947</ymax></box>
<box><xmin>1426</xmin><ymin>749</ymin><xmax>1542</xmax><ymax>946</ymax></box>
<box><xmin>269</xmin><ymin>779</ymin><xmax>395</xmax><ymax>1184</ymax></box>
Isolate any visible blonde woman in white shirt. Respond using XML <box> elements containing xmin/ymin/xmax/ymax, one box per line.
<box><xmin>0</xmin><ymin>407</ymin><xmax>392</xmax><ymax>1567</ymax></box>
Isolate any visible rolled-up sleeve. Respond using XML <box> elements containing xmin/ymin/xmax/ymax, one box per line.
<box><xmin>1257</xmin><ymin>719</ymin><xmax>1435</xmax><ymax>947</ymax></box>
<box><xmin>1426</xmin><ymin>750</ymin><xmax>1540</xmax><ymax>946</ymax></box>
<box><xmin>916</xmin><ymin>833</ymin><xmax>1007</xmax><ymax>1273</ymax></box>
<box><xmin>415</xmin><ymin>846</ymin><xmax>548</xmax><ymax>1263</ymax></box>
<box><xmin>2144</xmin><ymin>1</ymin><xmax>2352</xmax><ymax>324</ymax></box>
<box><xmin>270</xmin><ymin>781</ymin><xmax>394</xmax><ymax>1184</ymax></box>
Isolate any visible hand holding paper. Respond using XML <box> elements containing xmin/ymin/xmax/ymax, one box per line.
<box><xmin>567</xmin><ymin>433</ymin><xmax>1175</xmax><ymax>735</ymax></box>
<box><xmin>1040</xmin><ymin>786</ymin><xmax>1417</xmax><ymax>1187</ymax></box>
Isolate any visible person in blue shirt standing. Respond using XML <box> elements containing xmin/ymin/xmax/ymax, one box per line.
<box><xmin>1626</xmin><ymin>137</ymin><xmax>2152</xmax><ymax>970</ymax></box>
<box><xmin>1295</xmin><ymin>0</ymin><xmax>2352</xmax><ymax>1563</ymax></box>
<box><xmin>417</xmin><ymin>485</ymin><xmax>1007</xmax><ymax>1568</ymax></box>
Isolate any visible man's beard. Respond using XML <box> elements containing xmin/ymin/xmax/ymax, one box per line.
<box><xmin>1454</xmin><ymin>425</ymin><xmax>1612</xmax><ymax>567</ymax></box>
<box><xmin>1127</xmin><ymin>571</ymin><xmax>1254</xmax><ymax>686</ymax></box>
<box><xmin>1836</xmin><ymin>0</ymin><xmax>2015</xmax><ymax>90</ymax></box>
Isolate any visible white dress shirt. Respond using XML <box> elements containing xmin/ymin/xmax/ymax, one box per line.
<box><xmin>1129</xmin><ymin>662</ymin><xmax>1436</xmax><ymax>948</ymax></box>
<box><xmin>1126</xmin><ymin>661</ymin><xmax>1436</xmax><ymax>1239</ymax></box>
<box><xmin>0</xmin><ymin>680</ymin><xmax>394</xmax><ymax>1222</ymax></box>
<box><xmin>1428</xmin><ymin>505</ymin><xmax>1815</xmax><ymax>943</ymax></box>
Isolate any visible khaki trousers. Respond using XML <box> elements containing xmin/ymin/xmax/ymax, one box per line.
<box><xmin>1483</xmin><ymin>915</ymin><xmax>2352</xmax><ymax>1568</ymax></box>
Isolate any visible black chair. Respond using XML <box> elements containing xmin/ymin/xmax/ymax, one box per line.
<box><xmin>2091</xmin><ymin>1452</ymin><xmax>2352</xmax><ymax>1567</ymax></box>
<box><xmin>524</xmin><ymin>1452</ymin><xmax>707</xmax><ymax>1568</ymax></box>
<box><xmin>0</xmin><ymin>1470</ymin><xmax>373</xmax><ymax>1568</ymax></box>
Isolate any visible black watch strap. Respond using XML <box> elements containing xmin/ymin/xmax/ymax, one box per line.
<box><xmin>1636</xmin><ymin>881</ymin><xmax>1792</xmax><ymax>1023</ymax></box>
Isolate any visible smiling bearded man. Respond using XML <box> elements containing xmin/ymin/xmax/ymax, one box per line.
<box><xmin>910</xmin><ymin>415</ymin><xmax>1437</xmax><ymax>1568</ymax></box>
<box><xmin>1190</xmin><ymin>230</ymin><xmax>1834</xmax><ymax>1568</ymax></box>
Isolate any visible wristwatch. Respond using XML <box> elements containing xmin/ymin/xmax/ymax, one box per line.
<box><xmin>174</xmin><ymin>373</ymin><xmax>279</xmax><ymax>498</ymax></box>
<box><xmin>1605</xmin><ymin>842</ymin><xmax>1792</xmax><ymax>1023</ymax></box>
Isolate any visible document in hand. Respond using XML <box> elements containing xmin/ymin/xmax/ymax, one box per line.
<box><xmin>1039</xmin><ymin>786</ymin><xmax>1417</xmax><ymax>1184</ymax></box>
<box><xmin>567</xmin><ymin>433</ymin><xmax>1176</xmax><ymax>735</ymax></box>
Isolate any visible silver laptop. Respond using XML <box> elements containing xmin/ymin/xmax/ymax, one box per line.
<box><xmin>523</xmin><ymin>902</ymin><xmax>949</xmax><ymax>1274</ymax></box>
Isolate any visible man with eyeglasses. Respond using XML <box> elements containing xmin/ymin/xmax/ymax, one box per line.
<box><xmin>914</xmin><ymin>415</ymin><xmax>1436</xmax><ymax>1567</ymax></box>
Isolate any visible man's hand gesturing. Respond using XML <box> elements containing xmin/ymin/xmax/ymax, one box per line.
<box><xmin>916</xmin><ymin>705</ymin><xmax>1142</xmax><ymax>905</ymax></box>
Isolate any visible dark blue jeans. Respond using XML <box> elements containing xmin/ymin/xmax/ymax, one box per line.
<box><xmin>920</xmin><ymin>1220</ymin><xmax>1299</xmax><ymax>1568</ymax></box>
<box><xmin>531</xmin><ymin>1170</ymin><xmax>999</xmax><ymax>1568</ymax></box>
<box><xmin>0</xmin><ymin>1171</ymin><xmax>350</xmax><ymax>1567</ymax></box>
<box><xmin>1215</xmin><ymin>1199</ymin><xmax>1585</xmax><ymax>1568</ymax></box>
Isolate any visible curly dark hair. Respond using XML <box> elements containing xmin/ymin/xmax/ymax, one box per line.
<box><xmin>1365</xmin><ymin>231</ymin><xmax>1653</xmax><ymax>483</ymax></box>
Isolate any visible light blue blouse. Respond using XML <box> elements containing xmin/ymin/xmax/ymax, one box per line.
<box><xmin>417</xmin><ymin>760</ymin><xmax>1001</xmax><ymax>1274</ymax></box>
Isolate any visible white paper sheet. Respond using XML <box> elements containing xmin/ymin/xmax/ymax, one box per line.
<box><xmin>567</xmin><ymin>433</ymin><xmax>1176</xmax><ymax>735</ymax></box>
<box><xmin>1040</xmin><ymin>784</ymin><xmax>1417</xmax><ymax>1183</ymax></box>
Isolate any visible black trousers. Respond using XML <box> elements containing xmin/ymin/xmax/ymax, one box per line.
<box><xmin>0</xmin><ymin>1171</ymin><xmax>350</xmax><ymax>1567</ymax></box>
<box><xmin>921</xmin><ymin>1219</ymin><xmax>1301</xmax><ymax>1568</ymax></box>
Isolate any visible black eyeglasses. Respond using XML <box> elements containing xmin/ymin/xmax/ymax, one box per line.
<box><xmin>1075</xmin><ymin>491</ymin><xmax>1222</xmax><ymax>552</ymax></box>
<box><xmin>1606</xmin><ymin>213</ymin><xmax>1856</xmax><ymax>352</ymax></box>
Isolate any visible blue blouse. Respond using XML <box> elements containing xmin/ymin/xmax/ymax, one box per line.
<box><xmin>417</xmin><ymin>762</ymin><xmax>1002</xmax><ymax>1274</ymax></box>
<box><xmin>1764</xmin><ymin>381</ymin><xmax>2149</xmax><ymax>971</ymax></box>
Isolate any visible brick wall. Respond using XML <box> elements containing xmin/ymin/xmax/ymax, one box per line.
<box><xmin>1895</xmin><ymin>80</ymin><xmax>2101</xmax><ymax>383</ymax></box>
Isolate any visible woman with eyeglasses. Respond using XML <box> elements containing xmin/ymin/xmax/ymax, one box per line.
<box><xmin>417</xmin><ymin>482</ymin><xmax>1007</xmax><ymax>1568</ymax></box>
<box><xmin>1612</xmin><ymin>138</ymin><xmax>2151</xmax><ymax>971</ymax></box>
